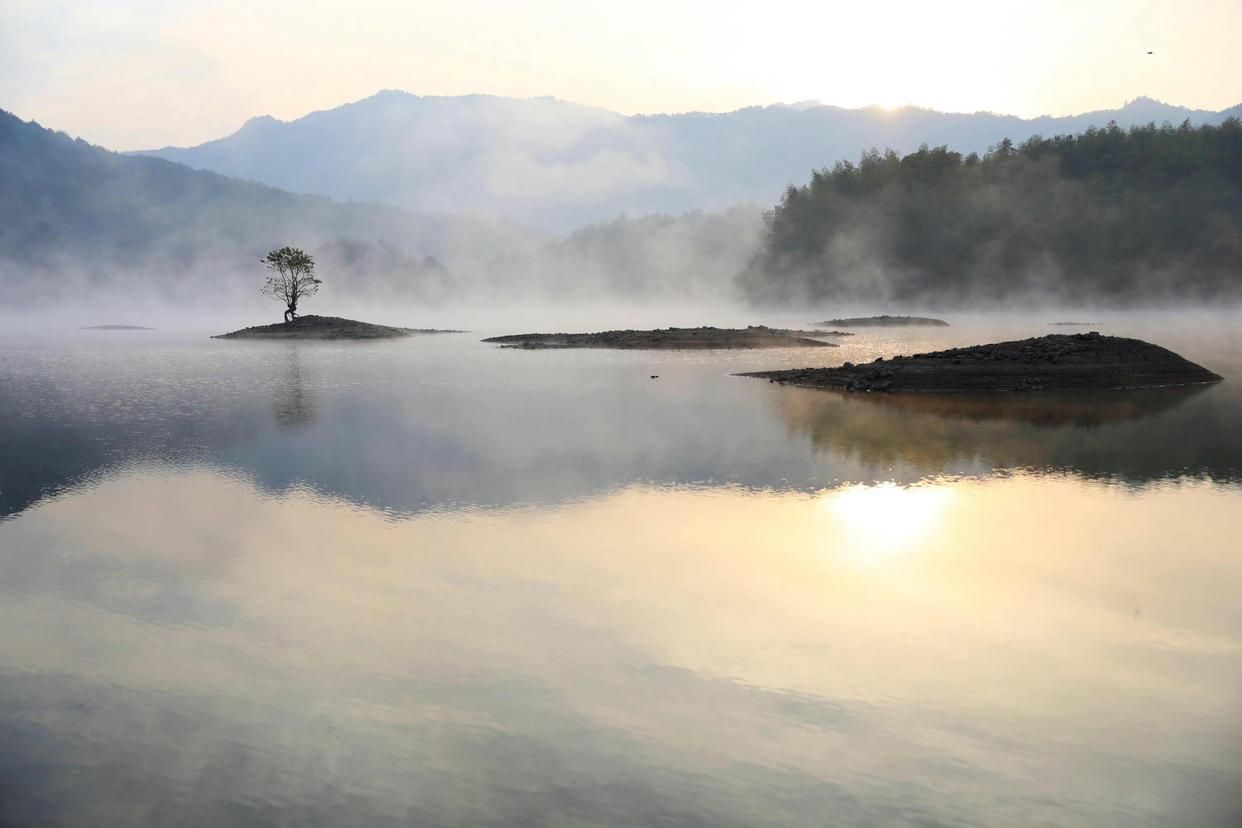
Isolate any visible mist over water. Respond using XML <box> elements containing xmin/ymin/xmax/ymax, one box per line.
<box><xmin>1</xmin><ymin>313</ymin><xmax>1241</xmax><ymax>826</ymax></box>
<box><xmin>4</xmin><ymin>0</ymin><xmax>1242</xmax><ymax>821</ymax></box>
<box><xmin>8</xmin><ymin>102</ymin><xmax>1241</xmax><ymax>317</ymax></box>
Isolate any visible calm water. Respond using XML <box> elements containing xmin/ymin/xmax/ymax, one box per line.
<box><xmin>1</xmin><ymin>317</ymin><xmax>1241</xmax><ymax>827</ymax></box>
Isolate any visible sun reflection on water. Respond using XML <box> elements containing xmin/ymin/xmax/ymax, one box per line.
<box><xmin>2</xmin><ymin>464</ymin><xmax>1242</xmax><ymax>825</ymax></box>
<box><xmin>824</xmin><ymin>482</ymin><xmax>956</xmax><ymax>561</ymax></box>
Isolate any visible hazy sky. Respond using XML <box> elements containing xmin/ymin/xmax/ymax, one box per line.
<box><xmin>3</xmin><ymin>0</ymin><xmax>1240</xmax><ymax>151</ymax></box>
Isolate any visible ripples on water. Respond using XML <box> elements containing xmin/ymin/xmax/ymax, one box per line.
<box><xmin>0</xmin><ymin>320</ymin><xmax>1240</xmax><ymax>826</ymax></box>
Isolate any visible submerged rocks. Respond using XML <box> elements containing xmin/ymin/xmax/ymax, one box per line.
<box><xmin>483</xmin><ymin>326</ymin><xmax>842</xmax><ymax>350</ymax></box>
<box><xmin>740</xmin><ymin>332</ymin><xmax>1223</xmax><ymax>393</ymax></box>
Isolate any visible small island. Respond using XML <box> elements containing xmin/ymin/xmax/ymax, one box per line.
<box><xmin>483</xmin><ymin>326</ymin><xmax>842</xmax><ymax>350</ymax></box>
<box><xmin>214</xmin><ymin>315</ymin><xmax>459</xmax><ymax>340</ymax></box>
<box><xmin>213</xmin><ymin>247</ymin><xmax>464</xmax><ymax>340</ymax></box>
<box><xmin>739</xmin><ymin>332</ymin><xmax>1222</xmax><ymax>392</ymax></box>
<box><xmin>81</xmin><ymin>325</ymin><xmax>154</xmax><ymax>330</ymax></box>
<box><xmin>813</xmin><ymin>315</ymin><xmax>949</xmax><ymax>328</ymax></box>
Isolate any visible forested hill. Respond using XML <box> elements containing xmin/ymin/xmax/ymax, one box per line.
<box><xmin>0</xmin><ymin>109</ymin><xmax>529</xmax><ymax>304</ymax></box>
<box><xmin>0</xmin><ymin>109</ymin><xmax>402</xmax><ymax>261</ymax></box>
<box><xmin>741</xmin><ymin>120</ymin><xmax>1242</xmax><ymax>305</ymax></box>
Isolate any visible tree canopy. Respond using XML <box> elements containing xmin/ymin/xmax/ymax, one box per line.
<box><xmin>740</xmin><ymin>118</ymin><xmax>1242</xmax><ymax>305</ymax></box>
<box><xmin>261</xmin><ymin>246</ymin><xmax>321</xmax><ymax>321</ymax></box>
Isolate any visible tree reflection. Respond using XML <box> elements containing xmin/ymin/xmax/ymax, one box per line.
<box><xmin>272</xmin><ymin>345</ymin><xmax>317</xmax><ymax>431</ymax></box>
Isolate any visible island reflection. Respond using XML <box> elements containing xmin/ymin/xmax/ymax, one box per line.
<box><xmin>1</xmin><ymin>335</ymin><xmax>1239</xmax><ymax>523</ymax></box>
<box><xmin>766</xmin><ymin>381</ymin><xmax>1239</xmax><ymax>483</ymax></box>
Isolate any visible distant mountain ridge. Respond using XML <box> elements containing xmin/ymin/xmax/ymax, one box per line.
<box><xmin>135</xmin><ymin>91</ymin><xmax>1242</xmax><ymax>228</ymax></box>
<box><xmin>0</xmin><ymin>108</ymin><xmax>760</xmax><ymax>306</ymax></box>
<box><xmin>0</xmin><ymin>108</ymin><xmax>544</xmax><ymax>304</ymax></box>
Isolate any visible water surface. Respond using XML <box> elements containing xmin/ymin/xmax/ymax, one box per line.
<box><xmin>1</xmin><ymin>319</ymin><xmax>1240</xmax><ymax>826</ymax></box>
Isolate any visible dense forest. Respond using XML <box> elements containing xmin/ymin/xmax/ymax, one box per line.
<box><xmin>741</xmin><ymin>119</ymin><xmax>1242</xmax><ymax>304</ymax></box>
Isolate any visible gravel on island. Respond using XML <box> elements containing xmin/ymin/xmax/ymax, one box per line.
<box><xmin>483</xmin><ymin>326</ymin><xmax>843</xmax><ymax>350</ymax></box>
<box><xmin>214</xmin><ymin>315</ymin><xmax>463</xmax><ymax>340</ymax></box>
<box><xmin>812</xmin><ymin>315</ymin><xmax>949</xmax><ymax>328</ymax></box>
<box><xmin>739</xmin><ymin>332</ymin><xmax>1222</xmax><ymax>392</ymax></box>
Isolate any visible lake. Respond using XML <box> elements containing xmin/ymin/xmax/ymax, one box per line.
<box><xmin>1</xmin><ymin>315</ymin><xmax>1240</xmax><ymax>827</ymax></box>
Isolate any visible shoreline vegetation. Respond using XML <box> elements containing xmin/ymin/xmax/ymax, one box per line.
<box><xmin>813</xmin><ymin>315</ymin><xmax>949</xmax><ymax>327</ymax></box>
<box><xmin>213</xmin><ymin>315</ymin><xmax>463</xmax><ymax>340</ymax></box>
<box><xmin>740</xmin><ymin>332</ymin><xmax>1223</xmax><ymax>392</ymax></box>
<box><xmin>483</xmin><ymin>326</ymin><xmax>846</xmax><ymax>350</ymax></box>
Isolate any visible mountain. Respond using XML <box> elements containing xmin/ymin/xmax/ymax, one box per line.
<box><xmin>135</xmin><ymin>91</ymin><xmax>1242</xmax><ymax>229</ymax></box>
<box><xmin>0</xmin><ymin>109</ymin><xmax>759</xmax><ymax>307</ymax></box>
<box><xmin>0</xmin><ymin>109</ymin><xmax>561</xmax><ymax>305</ymax></box>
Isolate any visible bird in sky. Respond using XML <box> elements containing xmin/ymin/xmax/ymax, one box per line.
<box><xmin>1147</xmin><ymin>51</ymin><xmax>1154</xmax><ymax>54</ymax></box>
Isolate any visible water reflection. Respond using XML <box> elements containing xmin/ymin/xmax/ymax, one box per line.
<box><xmin>832</xmin><ymin>383</ymin><xmax>1212</xmax><ymax>427</ymax></box>
<box><xmin>2</xmin><ymin>325</ymin><xmax>1242</xmax><ymax>826</ymax></box>
<box><xmin>0</xmin><ymin>468</ymin><xmax>1239</xmax><ymax>826</ymax></box>
<box><xmin>769</xmin><ymin>382</ymin><xmax>1242</xmax><ymax>484</ymax></box>
<box><xmin>1</xmin><ymin>333</ymin><xmax>1240</xmax><ymax>525</ymax></box>
<box><xmin>272</xmin><ymin>346</ymin><xmax>317</xmax><ymax>431</ymax></box>
<box><xmin>826</xmin><ymin>482</ymin><xmax>957</xmax><ymax>560</ymax></box>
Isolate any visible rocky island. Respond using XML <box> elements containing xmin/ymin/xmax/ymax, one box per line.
<box><xmin>483</xmin><ymin>326</ymin><xmax>842</xmax><ymax>350</ymax></box>
<box><xmin>740</xmin><ymin>332</ymin><xmax>1222</xmax><ymax>392</ymax></box>
<box><xmin>813</xmin><ymin>315</ymin><xmax>950</xmax><ymax>327</ymax></box>
<box><xmin>214</xmin><ymin>315</ymin><xmax>462</xmax><ymax>340</ymax></box>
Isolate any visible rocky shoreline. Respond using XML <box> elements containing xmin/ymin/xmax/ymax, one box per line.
<box><xmin>484</xmin><ymin>326</ymin><xmax>845</xmax><ymax>350</ymax></box>
<box><xmin>740</xmin><ymin>332</ymin><xmax>1223</xmax><ymax>392</ymax></box>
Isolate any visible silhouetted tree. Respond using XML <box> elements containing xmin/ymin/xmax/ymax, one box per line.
<box><xmin>261</xmin><ymin>246</ymin><xmax>320</xmax><ymax>322</ymax></box>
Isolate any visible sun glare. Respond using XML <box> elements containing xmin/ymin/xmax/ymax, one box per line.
<box><xmin>824</xmin><ymin>483</ymin><xmax>955</xmax><ymax>562</ymax></box>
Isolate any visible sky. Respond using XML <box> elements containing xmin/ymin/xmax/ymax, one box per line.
<box><xmin>2</xmin><ymin>0</ymin><xmax>1240</xmax><ymax>151</ymax></box>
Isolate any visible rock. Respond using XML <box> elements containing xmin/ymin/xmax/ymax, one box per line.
<box><xmin>214</xmin><ymin>315</ymin><xmax>462</xmax><ymax>340</ymax></box>
<box><xmin>737</xmin><ymin>333</ymin><xmax>1223</xmax><ymax>393</ymax></box>
<box><xmin>483</xmin><ymin>327</ymin><xmax>842</xmax><ymax>350</ymax></box>
<box><xmin>812</xmin><ymin>315</ymin><xmax>950</xmax><ymax>327</ymax></box>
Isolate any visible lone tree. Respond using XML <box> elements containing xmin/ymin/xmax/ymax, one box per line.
<box><xmin>261</xmin><ymin>246</ymin><xmax>321</xmax><ymax>322</ymax></box>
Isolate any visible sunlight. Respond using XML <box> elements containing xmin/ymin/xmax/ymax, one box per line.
<box><xmin>823</xmin><ymin>483</ymin><xmax>955</xmax><ymax>562</ymax></box>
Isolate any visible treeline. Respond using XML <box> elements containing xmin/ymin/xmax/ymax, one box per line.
<box><xmin>740</xmin><ymin>119</ymin><xmax>1242</xmax><ymax>304</ymax></box>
